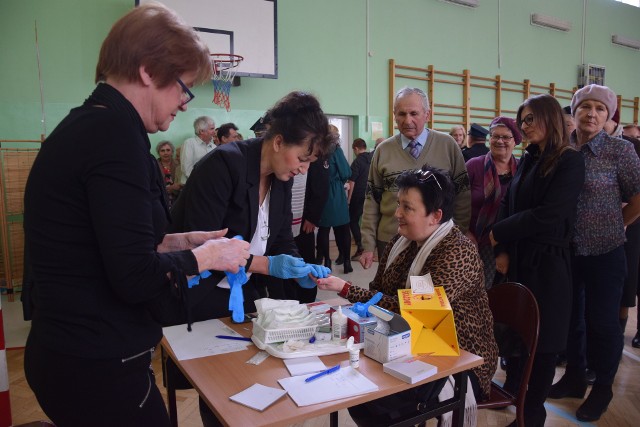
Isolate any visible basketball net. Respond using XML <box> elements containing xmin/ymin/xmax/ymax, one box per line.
<box><xmin>211</xmin><ymin>54</ymin><xmax>243</xmax><ymax>112</ymax></box>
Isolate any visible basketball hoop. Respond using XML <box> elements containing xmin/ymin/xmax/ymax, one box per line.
<box><xmin>211</xmin><ymin>53</ymin><xmax>243</xmax><ymax>111</ymax></box>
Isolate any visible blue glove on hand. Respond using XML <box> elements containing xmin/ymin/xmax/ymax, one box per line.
<box><xmin>267</xmin><ymin>254</ymin><xmax>313</xmax><ymax>279</ymax></box>
<box><xmin>296</xmin><ymin>275</ymin><xmax>317</xmax><ymax>289</ymax></box>
<box><xmin>351</xmin><ymin>292</ymin><xmax>384</xmax><ymax>317</ymax></box>
<box><xmin>295</xmin><ymin>263</ymin><xmax>330</xmax><ymax>289</ymax></box>
<box><xmin>308</xmin><ymin>264</ymin><xmax>331</xmax><ymax>278</ymax></box>
<box><xmin>225</xmin><ymin>236</ymin><xmax>249</xmax><ymax>323</ymax></box>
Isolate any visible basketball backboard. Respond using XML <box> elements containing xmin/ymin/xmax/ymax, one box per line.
<box><xmin>135</xmin><ymin>0</ymin><xmax>278</xmax><ymax>78</ymax></box>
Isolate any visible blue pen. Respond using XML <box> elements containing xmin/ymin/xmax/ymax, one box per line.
<box><xmin>304</xmin><ymin>364</ymin><xmax>340</xmax><ymax>383</ymax></box>
<box><xmin>215</xmin><ymin>335</ymin><xmax>252</xmax><ymax>342</ymax></box>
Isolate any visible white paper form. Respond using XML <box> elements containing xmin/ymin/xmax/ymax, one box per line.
<box><xmin>277</xmin><ymin>366</ymin><xmax>379</xmax><ymax>406</ymax></box>
<box><xmin>283</xmin><ymin>356</ymin><xmax>326</xmax><ymax>376</ymax></box>
<box><xmin>163</xmin><ymin>319</ymin><xmax>251</xmax><ymax>361</ymax></box>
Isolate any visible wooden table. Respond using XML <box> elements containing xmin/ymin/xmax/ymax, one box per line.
<box><xmin>161</xmin><ymin>316</ymin><xmax>483</xmax><ymax>427</ymax></box>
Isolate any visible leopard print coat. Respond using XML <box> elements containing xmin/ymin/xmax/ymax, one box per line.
<box><xmin>344</xmin><ymin>226</ymin><xmax>498</xmax><ymax>400</ymax></box>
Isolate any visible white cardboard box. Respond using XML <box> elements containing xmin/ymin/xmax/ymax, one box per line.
<box><xmin>364</xmin><ymin>305</ymin><xmax>411</xmax><ymax>363</ymax></box>
<box><xmin>383</xmin><ymin>355</ymin><xmax>438</xmax><ymax>384</ymax></box>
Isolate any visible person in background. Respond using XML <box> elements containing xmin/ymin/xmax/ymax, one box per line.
<box><xmin>347</xmin><ymin>138</ymin><xmax>372</xmax><ymax>261</ymax></box>
<box><xmin>374</xmin><ymin>137</ymin><xmax>385</xmax><ymax>149</ymax></box>
<box><xmin>466</xmin><ymin>116</ymin><xmax>520</xmax><ymax>288</ymax></box>
<box><xmin>316</xmin><ymin>125</ymin><xmax>353</xmax><ymax>274</ymax></box>
<box><xmin>250</xmin><ymin>115</ymin><xmax>269</xmax><ymax>138</ymax></box>
<box><xmin>603</xmin><ymin>109</ymin><xmax>623</xmax><ymax>138</ymax></box>
<box><xmin>359</xmin><ymin>87</ymin><xmax>470</xmax><ymax>269</ymax></box>
<box><xmin>491</xmin><ymin>94</ymin><xmax>585</xmax><ymax>427</ymax></box>
<box><xmin>174</xmin><ymin>146</ymin><xmax>184</xmax><ymax>190</ymax></box>
<box><xmin>623</xmin><ymin>123</ymin><xmax>640</xmax><ymax>139</ymax></box>
<box><xmin>619</xmin><ymin>130</ymin><xmax>640</xmax><ymax>349</ymax></box>
<box><xmin>462</xmin><ymin>123</ymin><xmax>490</xmax><ymax>161</ymax></box>
<box><xmin>449</xmin><ymin>124</ymin><xmax>467</xmax><ymax>150</ymax></box>
<box><xmin>181</xmin><ymin>115</ymin><xmax>216</xmax><ymax>183</ymax></box>
<box><xmin>156</xmin><ymin>140</ymin><xmax>182</xmax><ymax>208</ymax></box>
<box><xmin>562</xmin><ymin>106</ymin><xmax>576</xmax><ymax>135</ymax></box>
<box><xmin>22</xmin><ymin>5</ymin><xmax>251</xmax><ymax>426</ymax></box>
<box><xmin>549</xmin><ymin>85</ymin><xmax>640</xmax><ymax>422</ymax></box>
<box><xmin>293</xmin><ymin>154</ymin><xmax>330</xmax><ymax>303</ymax></box>
<box><xmin>318</xmin><ymin>167</ymin><xmax>497</xmax><ymax>426</ymax></box>
<box><xmin>216</xmin><ymin>122</ymin><xmax>240</xmax><ymax>145</ymax></box>
<box><xmin>620</xmin><ymin>126</ymin><xmax>640</xmax><ymax>348</ymax></box>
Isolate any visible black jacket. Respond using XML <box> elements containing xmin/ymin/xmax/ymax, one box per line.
<box><xmin>169</xmin><ymin>139</ymin><xmax>299</xmax><ymax>313</ymax></box>
<box><xmin>24</xmin><ymin>83</ymin><xmax>198</xmax><ymax>359</ymax></box>
<box><xmin>493</xmin><ymin>145</ymin><xmax>585</xmax><ymax>352</ymax></box>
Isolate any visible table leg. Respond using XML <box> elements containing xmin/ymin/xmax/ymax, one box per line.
<box><xmin>453</xmin><ymin>371</ymin><xmax>468</xmax><ymax>427</ymax></box>
<box><xmin>330</xmin><ymin>411</ymin><xmax>338</xmax><ymax>427</ymax></box>
<box><xmin>162</xmin><ymin>348</ymin><xmax>179</xmax><ymax>427</ymax></box>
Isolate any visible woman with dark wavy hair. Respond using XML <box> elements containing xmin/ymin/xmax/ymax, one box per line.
<box><xmin>490</xmin><ymin>94</ymin><xmax>585</xmax><ymax>426</ymax></box>
<box><xmin>169</xmin><ymin>91</ymin><xmax>335</xmax><ymax>426</ymax></box>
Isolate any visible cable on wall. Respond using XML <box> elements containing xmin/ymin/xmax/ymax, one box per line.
<box><xmin>35</xmin><ymin>21</ymin><xmax>47</xmax><ymax>139</ymax></box>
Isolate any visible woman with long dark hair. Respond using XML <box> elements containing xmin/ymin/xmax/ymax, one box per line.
<box><xmin>491</xmin><ymin>94</ymin><xmax>585</xmax><ymax>427</ymax></box>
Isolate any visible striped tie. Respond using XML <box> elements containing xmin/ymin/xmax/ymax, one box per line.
<box><xmin>407</xmin><ymin>140</ymin><xmax>419</xmax><ymax>158</ymax></box>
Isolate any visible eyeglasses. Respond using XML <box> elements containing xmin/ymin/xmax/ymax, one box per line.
<box><xmin>260</xmin><ymin>220</ymin><xmax>270</xmax><ymax>241</ymax></box>
<box><xmin>177</xmin><ymin>78</ymin><xmax>195</xmax><ymax>106</ymax></box>
<box><xmin>490</xmin><ymin>135</ymin><xmax>514</xmax><ymax>142</ymax></box>
<box><xmin>520</xmin><ymin>113</ymin><xmax>534</xmax><ymax>128</ymax></box>
<box><xmin>414</xmin><ymin>169</ymin><xmax>442</xmax><ymax>191</ymax></box>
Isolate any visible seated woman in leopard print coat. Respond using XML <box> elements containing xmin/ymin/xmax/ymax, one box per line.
<box><xmin>317</xmin><ymin>166</ymin><xmax>498</xmax><ymax>405</ymax></box>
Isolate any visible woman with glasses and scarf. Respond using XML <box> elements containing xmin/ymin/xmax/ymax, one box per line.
<box><xmin>22</xmin><ymin>5</ymin><xmax>251</xmax><ymax>426</ymax></box>
<box><xmin>466</xmin><ymin>116</ymin><xmax>521</xmax><ymax>288</ymax></box>
<box><xmin>318</xmin><ymin>166</ymin><xmax>497</xmax><ymax>426</ymax></box>
<box><xmin>490</xmin><ymin>94</ymin><xmax>585</xmax><ymax>427</ymax></box>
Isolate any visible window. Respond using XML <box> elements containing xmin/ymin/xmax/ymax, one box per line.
<box><xmin>616</xmin><ymin>0</ymin><xmax>640</xmax><ymax>7</ymax></box>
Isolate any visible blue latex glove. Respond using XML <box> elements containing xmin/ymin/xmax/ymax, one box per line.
<box><xmin>187</xmin><ymin>270</ymin><xmax>212</xmax><ymax>288</ymax></box>
<box><xmin>351</xmin><ymin>292</ymin><xmax>384</xmax><ymax>318</ymax></box>
<box><xmin>308</xmin><ymin>264</ymin><xmax>331</xmax><ymax>278</ymax></box>
<box><xmin>296</xmin><ymin>275</ymin><xmax>317</xmax><ymax>289</ymax></box>
<box><xmin>296</xmin><ymin>264</ymin><xmax>330</xmax><ymax>289</ymax></box>
<box><xmin>225</xmin><ymin>236</ymin><xmax>249</xmax><ymax>323</ymax></box>
<box><xmin>267</xmin><ymin>254</ymin><xmax>314</xmax><ymax>279</ymax></box>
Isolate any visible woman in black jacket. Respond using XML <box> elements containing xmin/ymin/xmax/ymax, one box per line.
<box><xmin>490</xmin><ymin>94</ymin><xmax>585</xmax><ymax>427</ymax></box>
<box><xmin>22</xmin><ymin>5</ymin><xmax>250</xmax><ymax>426</ymax></box>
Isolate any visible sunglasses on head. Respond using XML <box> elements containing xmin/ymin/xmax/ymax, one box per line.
<box><xmin>414</xmin><ymin>169</ymin><xmax>442</xmax><ymax>190</ymax></box>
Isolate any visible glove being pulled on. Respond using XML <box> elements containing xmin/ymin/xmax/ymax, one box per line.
<box><xmin>226</xmin><ymin>236</ymin><xmax>249</xmax><ymax>323</ymax></box>
<box><xmin>296</xmin><ymin>264</ymin><xmax>331</xmax><ymax>289</ymax></box>
<box><xmin>267</xmin><ymin>254</ymin><xmax>315</xmax><ymax>279</ymax></box>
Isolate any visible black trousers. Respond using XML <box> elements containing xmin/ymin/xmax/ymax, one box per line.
<box><xmin>25</xmin><ymin>334</ymin><xmax>170</xmax><ymax>427</ymax></box>
<box><xmin>293</xmin><ymin>230</ymin><xmax>319</xmax><ymax>303</ymax></box>
<box><xmin>505</xmin><ymin>352</ymin><xmax>557</xmax><ymax>427</ymax></box>
<box><xmin>317</xmin><ymin>224</ymin><xmax>350</xmax><ymax>263</ymax></box>
<box><xmin>349</xmin><ymin>196</ymin><xmax>365</xmax><ymax>249</ymax></box>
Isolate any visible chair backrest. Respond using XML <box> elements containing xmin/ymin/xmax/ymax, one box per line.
<box><xmin>487</xmin><ymin>282</ymin><xmax>539</xmax><ymax>358</ymax></box>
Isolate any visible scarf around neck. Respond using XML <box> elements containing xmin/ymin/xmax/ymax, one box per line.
<box><xmin>384</xmin><ymin>219</ymin><xmax>454</xmax><ymax>288</ymax></box>
<box><xmin>475</xmin><ymin>153</ymin><xmax>517</xmax><ymax>241</ymax></box>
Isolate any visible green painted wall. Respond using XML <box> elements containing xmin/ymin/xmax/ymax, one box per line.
<box><xmin>2</xmin><ymin>0</ymin><xmax>640</xmax><ymax>150</ymax></box>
